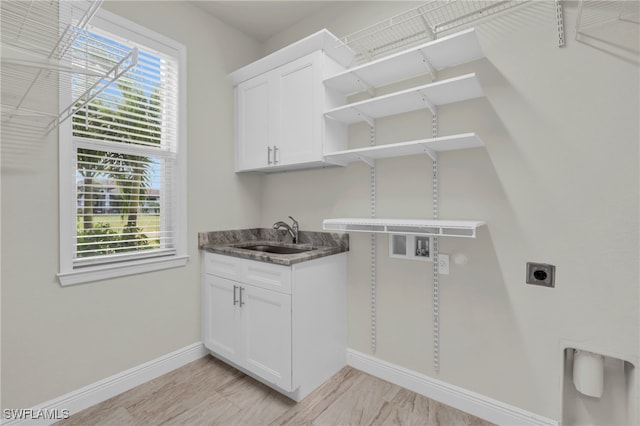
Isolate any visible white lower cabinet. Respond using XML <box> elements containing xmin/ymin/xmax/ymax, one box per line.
<box><xmin>242</xmin><ymin>283</ymin><xmax>292</xmax><ymax>388</ymax></box>
<box><xmin>202</xmin><ymin>252</ymin><xmax>346</xmax><ymax>401</ymax></box>
<box><xmin>203</xmin><ymin>275</ymin><xmax>292</xmax><ymax>390</ymax></box>
<box><xmin>202</xmin><ymin>275</ymin><xmax>241</xmax><ymax>361</ymax></box>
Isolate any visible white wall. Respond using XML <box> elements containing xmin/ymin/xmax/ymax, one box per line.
<box><xmin>0</xmin><ymin>1</ymin><xmax>263</xmax><ymax>410</ymax></box>
<box><xmin>2</xmin><ymin>1</ymin><xmax>637</xmax><ymax>422</ymax></box>
<box><xmin>261</xmin><ymin>1</ymin><xmax>424</xmax><ymax>57</ymax></box>
<box><xmin>258</xmin><ymin>1</ymin><xmax>639</xmax><ymax>420</ymax></box>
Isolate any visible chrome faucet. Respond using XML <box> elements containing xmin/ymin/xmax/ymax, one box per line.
<box><xmin>273</xmin><ymin>216</ymin><xmax>299</xmax><ymax>243</ymax></box>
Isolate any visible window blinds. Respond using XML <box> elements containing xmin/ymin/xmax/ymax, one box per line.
<box><xmin>71</xmin><ymin>26</ymin><xmax>179</xmax><ymax>266</ymax></box>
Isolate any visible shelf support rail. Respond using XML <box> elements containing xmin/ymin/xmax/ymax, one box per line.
<box><xmin>431</xmin><ymin>108</ymin><xmax>440</xmax><ymax>373</ymax></box>
<box><xmin>369</xmin><ymin>122</ymin><xmax>377</xmax><ymax>354</ymax></box>
<box><xmin>555</xmin><ymin>0</ymin><xmax>566</xmax><ymax>47</ymax></box>
<box><xmin>432</xmin><ymin>156</ymin><xmax>440</xmax><ymax>373</ymax></box>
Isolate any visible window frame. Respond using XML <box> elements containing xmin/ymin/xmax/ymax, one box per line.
<box><xmin>58</xmin><ymin>9</ymin><xmax>188</xmax><ymax>286</ymax></box>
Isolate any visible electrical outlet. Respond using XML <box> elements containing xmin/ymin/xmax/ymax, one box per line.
<box><xmin>526</xmin><ymin>262</ymin><xmax>555</xmax><ymax>287</ymax></box>
<box><xmin>438</xmin><ymin>254</ymin><xmax>449</xmax><ymax>275</ymax></box>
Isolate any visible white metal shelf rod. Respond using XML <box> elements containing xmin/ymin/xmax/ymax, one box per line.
<box><xmin>2</xmin><ymin>105</ymin><xmax>57</xmax><ymax>119</ymax></box>
<box><xmin>11</xmin><ymin>68</ymin><xmax>46</xmax><ymax>119</ymax></box>
<box><xmin>2</xmin><ymin>58</ymin><xmax>104</xmax><ymax>77</ymax></box>
<box><xmin>47</xmin><ymin>47</ymin><xmax>138</xmax><ymax>134</ymax></box>
<box><xmin>75</xmin><ymin>0</ymin><xmax>104</xmax><ymax>35</ymax></box>
<box><xmin>1</xmin><ymin>42</ymin><xmax>107</xmax><ymax>77</ymax></box>
<box><xmin>55</xmin><ymin>0</ymin><xmax>104</xmax><ymax>61</ymax></box>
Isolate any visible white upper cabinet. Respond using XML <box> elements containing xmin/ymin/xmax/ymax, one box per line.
<box><xmin>275</xmin><ymin>53</ymin><xmax>322</xmax><ymax>167</ymax></box>
<box><xmin>230</xmin><ymin>30</ymin><xmax>354</xmax><ymax>173</ymax></box>
<box><xmin>235</xmin><ymin>73</ymin><xmax>272</xmax><ymax>171</ymax></box>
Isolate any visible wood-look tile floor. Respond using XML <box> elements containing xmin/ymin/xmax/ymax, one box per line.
<box><xmin>58</xmin><ymin>356</ymin><xmax>495</xmax><ymax>426</ymax></box>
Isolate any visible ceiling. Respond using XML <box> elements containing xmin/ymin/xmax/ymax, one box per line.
<box><xmin>191</xmin><ymin>1</ymin><xmax>343</xmax><ymax>41</ymax></box>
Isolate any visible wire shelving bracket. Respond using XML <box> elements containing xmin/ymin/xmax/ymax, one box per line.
<box><xmin>1</xmin><ymin>0</ymin><xmax>138</xmax><ymax>139</ymax></box>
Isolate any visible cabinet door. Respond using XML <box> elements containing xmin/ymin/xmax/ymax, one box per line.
<box><xmin>203</xmin><ymin>275</ymin><xmax>241</xmax><ymax>361</ymax></box>
<box><xmin>275</xmin><ymin>52</ymin><xmax>322</xmax><ymax>166</ymax></box>
<box><xmin>236</xmin><ymin>73</ymin><xmax>272</xmax><ymax>171</ymax></box>
<box><xmin>240</xmin><ymin>284</ymin><xmax>292</xmax><ymax>391</ymax></box>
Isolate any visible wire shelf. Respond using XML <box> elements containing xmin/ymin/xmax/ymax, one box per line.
<box><xmin>1</xmin><ymin>0</ymin><xmax>137</xmax><ymax>139</ymax></box>
<box><xmin>323</xmin><ymin>218</ymin><xmax>485</xmax><ymax>238</ymax></box>
<box><xmin>340</xmin><ymin>0</ymin><xmax>528</xmax><ymax>64</ymax></box>
<box><xmin>574</xmin><ymin>0</ymin><xmax>639</xmax><ymax>63</ymax></box>
<box><xmin>576</xmin><ymin>0</ymin><xmax>639</xmax><ymax>35</ymax></box>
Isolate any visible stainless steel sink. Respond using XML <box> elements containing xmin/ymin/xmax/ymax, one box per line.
<box><xmin>236</xmin><ymin>244</ymin><xmax>315</xmax><ymax>255</ymax></box>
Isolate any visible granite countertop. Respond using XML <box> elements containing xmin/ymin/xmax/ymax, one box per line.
<box><xmin>198</xmin><ymin>228</ymin><xmax>349</xmax><ymax>266</ymax></box>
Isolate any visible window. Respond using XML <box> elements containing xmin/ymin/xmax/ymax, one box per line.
<box><xmin>58</xmin><ymin>9</ymin><xmax>187</xmax><ymax>285</ymax></box>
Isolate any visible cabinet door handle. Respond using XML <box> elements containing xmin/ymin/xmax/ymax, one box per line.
<box><xmin>239</xmin><ymin>286</ymin><xmax>245</xmax><ymax>307</ymax></box>
<box><xmin>233</xmin><ymin>285</ymin><xmax>238</xmax><ymax>306</ymax></box>
<box><xmin>273</xmin><ymin>146</ymin><xmax>279</xmax><ymax>164</ymax></box>
<box><xmin>267</xmin><ymin>146</ymin><xmax>272</xmax><ymax>165</ymax></box>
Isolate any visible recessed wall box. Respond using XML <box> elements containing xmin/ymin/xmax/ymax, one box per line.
<box><xmin>391</xmin><ymin>234</ymin><xmax>407</xmax><ymax>256</ymax></box>
<box><xmin>415</xmin><ymin>236</ymin><xmax>430</xmax><ymax>258</ymax></box>
<box><xmin>389</xmin><ymin>234</ymin><xmax>433</xmax><ymax>262</ymax></box>
<box><xmin>526</xmin><ymin>262</ymin><xmax>556</xmax><ymax>287</ymax></box>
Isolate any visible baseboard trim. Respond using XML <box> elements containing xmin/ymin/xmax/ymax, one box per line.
<box><xmin>4</xmin><ymin>345</ymin><xmax>557</xmax><ymax>426</ymax></box>
<box><xmin>2</xmin><ymin>342</ymin><xmax>207</xmax><ymax>426</ymax></box>
<box><xmin>346</xmin><ymin>349</ymin><xmax>558</xmax><ymax>426</ymax></box>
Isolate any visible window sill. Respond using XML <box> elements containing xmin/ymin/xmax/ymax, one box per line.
<box><xmin>58</xmin><ymin>255</ymin><xmax>189</xmax><ymax>286</ymax></box>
